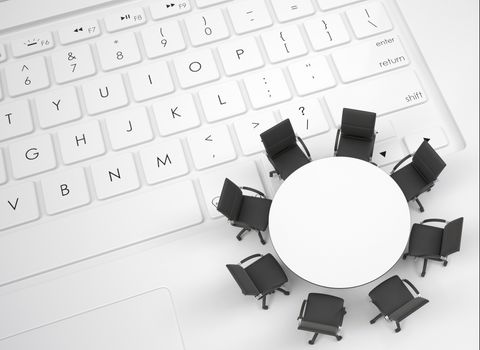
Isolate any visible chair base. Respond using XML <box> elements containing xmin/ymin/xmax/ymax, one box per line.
<box><xmin>370</xmin><ymin>313</ymin><xmax>382</xmax><ymax>324</ymax></box>
<box><xmin>236</xmin><ymin>228</ymin><xmax>266</xmax><ymax>245</ymax></box>
<box><xmin>260</xmin><ymin>288</ymin><xmax>290</xmax><ymax>310</ymax></box>
<box><xmin>308</xmin><ymin>333</ymin><xmax>318</xmax><ymax>345</ymax></box>
<box><xmin>395</xmin><ymin>322</ymin><xmax>401</xmax><ymax>333</ymax></box>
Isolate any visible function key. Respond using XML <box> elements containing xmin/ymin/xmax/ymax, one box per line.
<box><xmin>150</xmin><ymin>0</ymin><xmax>191</xmax><ymax>20</ymax></box>
<box><xmin>11</xmin><ymin>32</ymin><xmax>54</xmax><ymax>57</ymax></box>
<box><xmin>58</xmin><ymin>19</ymin><xmax>101</xmax><ymax>45</ymax></box>
<box><xmin>0</xmin><ymin>44</ymin><xmax>6</xmax><ymax>62</ymax></box>
<box><xmin>104</xmin><ymin>7</ymin><xmax>146</xmax><ymax>32</ymax></box>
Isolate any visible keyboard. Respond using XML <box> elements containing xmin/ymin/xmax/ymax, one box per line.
<box><xmin>0</xmin><ymin>0</ymin><xmax>465</xmax><ymax>285</ymax></box>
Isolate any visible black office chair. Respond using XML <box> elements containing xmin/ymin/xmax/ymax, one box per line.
<box><xmin>260</xmin><ymin>119</ymin><xmax>311</xmax><ymax>180</ymax></box>
<box><xmin>297</xmin><ymin>293</ymin><xmax>346</xmax><ymax>345</ymax></box>
<box><xmin>390</xmin><ymin>140</ymin><xmax>446</xmax><ymax>212</ymax></box>
<box><xmin>403</xmin><ymin>217</ymin><xmax>464</xmax><ymax>277</ymax></box>
<box><xmin>217</xmin><ymin>178</ymin><xmax>272</xmax><ymax>245</ymax></box>
<box><xmin>334</xmin><ymin>108</ymin><xmax>377</xmax><ymax>162</ymax></box>
<box><xmin>226</xmin><ymin>253</ymin><xmax>289</xmax><ymax>310</ymax></box>
<box><xmin>369</xmin><ymin>275</ymin><xmax>429</xmax><ymax>333</ymax></box>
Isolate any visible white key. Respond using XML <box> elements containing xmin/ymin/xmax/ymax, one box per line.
<box><xmin>0</xmin><ymin>182</ymin><xmax>40</xmax><ymax>230</ymax></box>
<box><xmin>271</xmin><ymin>0</ymin><xmax>315</xmax><ymax>22</ymax></box>
<box><xmin>5</xmin><ymin>57</ymin><xmax>50</xmax><ymax>96</ymax></box>
<box><xmin>404</xmin><ymin>127</ymin><xmax>448</xmax><ymax>153</ymax></box>
<box><xmin>35</xmin><ymin>86</ymin><xmax>82</xmax><ymax>128</ymax></box>
<box><xmin>332</xmin><ymin>36</ymin><xmax>408</xmax><ymax>83</ymax></box>
<box><xmin>279</xmin><ymin>99</ymin><xmax>329</xmax><ymax>138</ymax></box>
<box><xmin>139</xmin><ymin>138</ymin><xmax>189</xmax><ymax>185</ymax></box>
<box><xmin>304</xmin><ymin>14</ymin><xmax>350</xmax><ymax>51</ymax></box>
<box><xmin>288</xmin><ymin>55</ymin><xmax>336</xmax><ymax>96</ymax></box>
<box><xmin>199</xmin><ymin>81</ymin><xmax>246</xmax><ymax>122</ymax></box>
<box><xmin>375</xmin><ymin>119</ymin><xmax>396</xmax><ymax>142</ymax></box>
<box><xmin>128</xmin><ymin>61</ymin><xmax>174</xmax><ymax>102</ymax></box>
<box><xmin>196</xmin><ymin>0</ymin><xmax>229</xmax><ymax>7</ymax></box>
<box><xmin>325</xmin><ymin>70</ymin><xmax>427</xmax><ymax>123</ymax></box>
<box><xmin>105</xmin><ymin>107</ymin><xmax>153</xmax><ymax>150</ymax></box>
<box><xmin>150</xmin><ymin>0</ymin><xmax>191</xmax><ymax>20</ymax></box>
<box><xmin>51</xmin><ymin>44</ymin><xmax>96</xmax><ymax>84</ymax></box>
<box><xmin>373</xmin><ymin>139</ymin><xmax>407</xmax><ymax>166</ymax></box>
<box><xmin>58</xmin><ymin>20</ymin><xmax>101</xmax><ymax>45</ymax></box>
<box><xmin>218</xmin><ymin>36</ymin><xmax>264</xmax><ymax>76</ymax></box>
<box><xmin>174</xmin><ymin>49</ymin><xmax>219</xmax><ymax>88</ymax></box>
<box><xmin>91</xmin><ymin>153</ymin><xmax>140</xmax><ymax>200</ymax></box>
<box><xmin>185</xmin><ymin>9</ymin><xmax>229</xmax><ymax>46</ymax></box>
<box><xmin>41</xmin><ymin>168</ymin><xmax>91</xmax><ymax>215</ymax></box>
<box><xmin>244</xmin><ymin>69</ymin><xmax>292</xmax><ymax>109</ymax></box>
<box><xmin>0</xmin><ymin>44</ymin><xmax>6</xmax><ymax>62</ymax></box>
<box><xmin>104</xmin><ymin>7</ymin><xmax>146</xmax><ymax>32</ymax></box>
<box><xmin>153</xmin><ymin>94</ymin><xmax>200</xmax><ymax>136</ymax></box>
<box><xmin>141</xmin><ymin>22</ymin><xmax>186</xmax><ymax>58</ymax></box>
<box><xmin>233</xmin><ymin>112</ymin><xmax>277</xmax><ymax>155</ymax></box>
<box><xmin>96</xmin><ymin>33</ymin><xmax>141</xmax><ymax>71</ymax></box>
<box><xmin>347</xmin><ymin>2</ymin><xmax>392</xmax><ymax>39</ymax></box>
<box><xmin>0</xmin><ymin>100</ymin><xmax>33</xmax><ymax>141</ymax></box>
<box><xmin>262</xmin><ymin>25</ymin><xmax>308</xmax><ymax>63</ymax></box>
<box><xmin>9</xmin><ymin>134</ymin><xmax>56</xmax><ymax>179</ymax></box>
<box><xmin>11</xmin><ymin>32</ymin><xmax>54</xmax><ymax>57</ymax></box>
<box><xmin>82</xmin><ymin>74</ymin><xmax>128</xmax><ymax>115</ymax></box>
<box><xmin>227</xmin><ymin>0</ymin><xmax>273</xmax><ymax>34</ymax></box>
<box><xmin>187</xmin><ymin>125</ymin><xmax>236</xmax><ymax>170</ymax></box>
<box><xmin>0</xmin><ymin>150</ymin><xmax>6</xmax><ymax>184</ymax></box>
<box><xmin>316</xmin><ymin>0</ymin><xmax>363</xmax><ymax>10</ymax></box>
<box><xmin>57</xmin><ymin>120</ymin><xmax>106</xmax><ymax>164</ymax></box>
<box><xmin>200</xmin><ymin>161</ymin><xmax>264</xmax><ymax>218</ymax></box>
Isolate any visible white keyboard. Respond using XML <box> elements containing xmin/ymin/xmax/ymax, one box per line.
<box><xmin>0</xmin><ymin>0</ymin><xmax>465</xmax><ymax>285</ymax></box>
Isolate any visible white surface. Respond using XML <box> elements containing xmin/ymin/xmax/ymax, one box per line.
<box><xmin>270</xmin><ymin>158</ymin><xmax>410</xmax><ymax>288</ymax></box>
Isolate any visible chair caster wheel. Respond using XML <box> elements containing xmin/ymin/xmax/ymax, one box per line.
<box><xmin>421</xmin><ymin>272</ymin><xmax>425</xmax><ymax>277</ymax></box>
<box><xmin>236</xmin><ymin>236</ymin><xmax>242</xmax><ymax>241</ymax></box>
<box><xmin>284</xmin><ymin>291</ymin><xmax>290</xmax><ymax>296</ymax></box>
<box><xmin>308</xmin><ymin>340</ymin><xmax>315</xmax><ymax>345</ymax></box>
<box><xmin>336</xmin><ymin>336</ymin><xmax>343</xmax><ymax>341</ymax></box>
<box><xmin>419</xmin><ymin>207</ymin><xmax>425</xmax><ymax>212</ymax></box>
<box><xmin>443</xmin><ymin>261</ymin><xmax>448</xmax><ymax>266</ymax></box>
<box><xmin>370</xmin><ymin>320</ymin><xmax>375</xmax><ymax>324</ymax></box>
<box><xmin>402</xmin><ymin>254</ymin><xmax>407</xmax><ymax>260</ymax></box>
<box><xmin>262</xmin><ymin>305</ymin><xmax>269</xmax><ymax>310</ymax></box>
<box><xmin>395</xmin><ymin>328</ymin><xmax>401</xmax><ymax>333</ymax></box>
<box><xmin>260</xmin><ymin>240</ymin><xmax>266</xmax><ymax>245</ymax></box>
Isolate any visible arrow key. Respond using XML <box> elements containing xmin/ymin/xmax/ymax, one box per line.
<box><xmin>373</xmin><ymin>139</ymin><xmax>408</xmax><ymax>167</ymax></box>
<box><xmin>404</xmin><ymin>127</ymin><xmax>448</xmax><ymax>153</ymax></box>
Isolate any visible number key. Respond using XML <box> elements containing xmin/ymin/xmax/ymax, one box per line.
<box><xmin>51</xmin><ymin>44</ymin><xmax>96</xmax><ymax>84</ymax></box>
<box><xmin>184</xmin><ymin>9</ymin><xmax>229</xmax><ymax>46</ymax></box>
<box><xmin>96</xmin><ymin>32</ymin><xmax>141</xmax><ymax>71</ymax></box>
<box><xmin>141</xmin><ymin>21</ymin><xmax>186</xmax><ymax>58</ymax></box>
<box><xmin>4</xmin><ymin>57</ymin><xmax>50</xmax><ymax>97</ymax></box>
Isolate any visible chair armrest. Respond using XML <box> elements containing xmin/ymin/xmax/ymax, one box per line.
<box><xmin>240</xmin><ymin>186</ymin><xmax>266</xmax><ymax>198</ymax></box>
<box><xmin>240</xmin><ymin>254</ymin><xmax>263</xmax><ymax>264</ymax></box>
<box><xmin>334</xmin><ymin>129</ymin><xmax>340</xmax><ymax>152</ymax></box>
<box><xmin>420</xmin><ymin>218</ymin><xmax>447</xmax><ymax>225</ymax></box>
<box><xmin>297</xmin><ymin>300</ymin><xmax>307</xmax><ymax>320</ymax></box>
<box><xmin>391</xmin><ymin>154</ymin><xmax>412</xmax><ymax>174</ymax></box>
<box><xmin>402</xmin><ymin>279</ymin><xmax>420</xmax><ymax>295</ymax></box>
<box><xmin>297</xmin><ymin>136</ymin><xmax>311</xmax><ymax>159</ymax></box>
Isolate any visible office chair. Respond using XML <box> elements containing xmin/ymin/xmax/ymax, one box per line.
<box><xmin>260</xmin><ymin>119</ymin><xmax>311</xmax><ymax>180</ymax></box>
<box><xmin>369</xmin><ymin>275</ymin><xmax>429</xmax><ymax>333</ymax></box>
<box><xmin>334</xmin><ymin>108</ymin><xmax>377</xmax><ymax>162</ymax></box>
<box><xmin>390</xmin><ymin>140</ymin><xmax>446</xmax><ymax>212</ymax></box>
<box><xmin>217</xmin><ymin>178</ymin><xmax>272</xmax><ymax>245</ymax></box>
<box><xmin>297</xmin><ymin>293</ymin><xmax>346</xmax><ymax>345</ymax></box>
<box><xmin>226</xmin><ymin>253</ymin><xmax>289</xmax><ymax>310</ymax></box>
<box><xmin>403</xmin><ymin>217</ymin><xmax>464</xmax><ymax>277</ymax></box>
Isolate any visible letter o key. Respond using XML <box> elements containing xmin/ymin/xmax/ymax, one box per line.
<box><xmin>189</xmin><ymin>61</ymin><xmax>202</xmax><ymax>73</ymax></box>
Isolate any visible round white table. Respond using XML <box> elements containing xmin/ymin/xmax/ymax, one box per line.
<box><xmin>269</xmin><ymin>157</ymin><xmax>411</xmax><ymax>289</ymax></box>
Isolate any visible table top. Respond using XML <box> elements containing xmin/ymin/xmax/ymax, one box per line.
<box><xmin>269</xmin><ymin>157</ymin><xmax>411</xmax><ymax>289</ymax></box>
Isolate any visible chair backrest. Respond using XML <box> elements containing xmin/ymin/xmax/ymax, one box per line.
<box><xmin>260</xmin><ymin>119</ymin><xmax>297</xmax><ymax>157</ymax></box>
<box><xmin>441</xmin><ymin>217</ymin><xmax>464</xmax><ymax>256</ymax></box>
<box><xmin>217</xmin><ymin>178</ymin><xmax>243</xmax><ymax>221</ymax></box>
<box><xmin>340</xmin><ymin>108</ymin><xmax>376</xmax><ymax>140</ymax></box>
<box><xmin>368</xmin><ymin>275</ymin><xmax>413</xmax><ymax>315</ymax></box>
<box><xmin>226</xmin><ymin>264</ymin><xmax>260</xmax><ymax>296</ymax></box>
<box><xmin>412</xmin><ymin>141</ymin><xmax>446</xmax><ymax>183</ymax></box>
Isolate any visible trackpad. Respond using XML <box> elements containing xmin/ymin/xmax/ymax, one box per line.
<box><xmin>0</xmin><ymin>288</ymin><xmax>184</xmax><ymax>350</ymax></box>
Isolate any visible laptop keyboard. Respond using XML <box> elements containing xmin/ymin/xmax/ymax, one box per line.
<box><xmin>0</xmin><ymin>0</ymin><xmax>464</xmax><ymax>282</ymax></box>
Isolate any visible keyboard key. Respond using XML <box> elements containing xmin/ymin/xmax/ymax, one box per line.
<box><xmin>404</xmin><ymin>127</ymin><xmax>448</xmax><ymax>153</ymax></box>
<box><xmin>51</xmin><ymin>44</ymin><xmax>96</xmax><ymax>84</ymax></box>
<box><xmin>196</xmin><ymin>0</ymin><xmax>229</xmax><ymax>7</ymax></box>
<box><xmin>0</xmin><ymin>100</ymin><xmax>33</xmax><ymax>141</ymax></box>
<box><xmin>262</xmin><ymin>25</ymin><xmax>308</xmax><ymax>63</ymax></box>
<box><xmin>185</xmin><ymin>9</ymin><xmax>230</xmax><ymax>46</ymax></box>
<box><xmin>347</xmin><ymin>2</ymin><xmax>392</xmax><ymax>39</ymax></box>
<box><xmin>0</xmin><ymin>150</ymin><xmax>6</xmax><ymax>184</ymax></box>
<box><xmin>5</xmin><ymin>57</ymin><xmax>50</xmax><ymax>97</ymax></box>
<box><xmin>375</xmin><ymin>119</ymin><xmax>396</xmax><ymax>141</ymax></box>
<box><xmin>199</xmin><ymin>161</ymin><xmax>264</xmax><ymax>218</ymax></box>
<box><xmin>199</xmin><ymin>81</ymin><xmax>246</xmax><ymax>122</ymax></box>
<box><xmin>97</xmin><ymin>32</ymin><xmax>141</xmax><ymax>71</ymax></box>
<box><xmin>304</xmin><ymin>14</ymin><xmax>350</xmax><ymax>51</ymax></box>
<box><xmin>271</xmin><ymin>0</ymin><xmax>315</xmax><ymax>22</ymax></box>
<box><xmin>11</xmin><ymin>32</ymin><xmax>54</xmax><ymax>57</ymax></box>
<box><xmin>104</xmin><ymin>7</ymin><xmax>146</xmax><ymax>32</ymax></box>
<box><xmin>91</xmin><ymin>153</ymin><xmax>140</xmax><ymax>200</ymax></box>
<box><xmin>0</xmin><ymin>44</ymin><xmax>6</xmax><ymax>62</ymax></box>
<box><xmin>227</xmin><ymin>0</ymin><xmax>273</xmax><ymax>34</ymax></box>
<box><xmin>128</xmin><ymin>61</ymin><xmax>175</xmax><ymax>102</ymax></box>
<box><xmin>244</xmin><ymin>69</ymin><xmax>292</xmax><ymax>109</ymax></box>
<box><xmin>373</xmin><ymin>139</ymin><xmax>408</xmax><ymax>166</ymax></box>
<box><xmin>288</xmin><ymin>55</ymin><xmax>336</xmax><ymax>96</ymax></box>
<box><xmin>139</xmin><ymin>138</ymin><xmax>189</xmax><ymax>185</ymax></box>
<box><xmin>82</xmin><ymin>74</ymin><xmax>128</xmax><ymax>115</ymax></box>
<box><xmin>150</xmin><ymin>0</ymin><xmax>191</xmax><ymax>20</ymax></box>
<box><xmin>141</xmin><ymin>22</ymin><xmax>186</xmax><ymax>58</ymax></box>
<box><xmin>218</xmin><ymin>36</ymin><xmax>264</xmax><ymax>76</ymax></box>
<box><xmin>332</xmin><ymin>36</ymin><xmax>408</xmax><ymax>83</ymax></box>
<box><xmin>9</xmin><ymin>134</ymin><xmax>56</xmax><ymax>179</ymax></box>
<box><xmin>35</xmin><ymin>86</ymin><xmax>82</xmax><ymax>128</ymax></box>
<box><xmin>58</xmin><ymin>120</ymin><xmax>106</xmax><ymax>164</ymax></box>
<box><xmin>233</xmin><ymin>112</ymin><xmax>277</xmax><ymax>155</ymax></box>
<box><xmin>316</xmin><ymin>0</ymin><xmax>364</xmax><ymax>10</ymax></box>
<box><xmin>0</xmin><ymin>182</ymin><xmax>40</xmax><ymax>231</ymax></box>
<box><xmin>105</xmin><ymin>107</ymin><xmax>153</xmax><ymax>150</ymax></box>
<box><xmin>325</xmin><ymin>70</ymin><xmax>427</xmax><ymax>123</ymax></box>
<box><xmin>187</xmin><ymin>125</ymin><xmax>236</xmax><ymax>170</ymax></box>
<box><xmin>174</xmin><ymin>49</ymin><xmax>219</xmax><ymax>88</ymax></box>
<box><xmin>153</xmin><ymin>94</ymin><xmax>200</xmax><ymax>136</ymax></box>
<box><xmin>58</xmin><ymin>20</ymin><xmax>101</xmax><ymax>45</ymax></box>
<box><xmin>279</xmin><ymin>99</ymin><xmax>329</xmax><ymax>139</ymax></box>
<box><xmin>41</xmin><ymin>168</ymin><xmax>90</xmax><ymax>215</ymax></box>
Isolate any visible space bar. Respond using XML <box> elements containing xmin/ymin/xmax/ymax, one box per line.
<box><xmin>0</xmin><ymin>181</ymin><xmax>203</xmax><ymax>286</ymax></box>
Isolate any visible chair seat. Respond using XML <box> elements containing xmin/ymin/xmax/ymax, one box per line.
<box><xmin>389</xmin><ymin>297</ymin><xmax>429</xmax><ymax>322</ymax></box>
<box><xmin>391</xmin><ymin>164</ymin><xmax>429</xmax><ymax>200</ymax></box>
<box><xmin>245</xmin><ymin>254</ymin><xmax>288</xmax><ymax>294</ymax></box>
<box><xmin>408</xmin><ymin>223</ymin><xmax>444</xmax><ymax>257</ymax></box>
<box><xmin>303</xmin><ymin>293</ymin><xmax>345</xmax><ymax>328</ymax></box>
<box><xmin>369</xmin><ymin>276</ymin><xmax>414</xmax><ymax>315</ymax></box>
<box><xmin>236</xmin><ymin>197</ymin><xmax>272</xmax><ymax>231</ymax></box>
<box><xmin>336</xmin><ymin>137</ymin><xmax>374</xmax><ymax>161</ymax></box>
<box><xmin>273</xmin><ymin>146</ymin><xmax>310</xmax><ymax>179</ymax></box>
<box><xmin>298</xmin><ymin>320</ymin><xmax>339</xmax><ymax>336</ymax></box>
